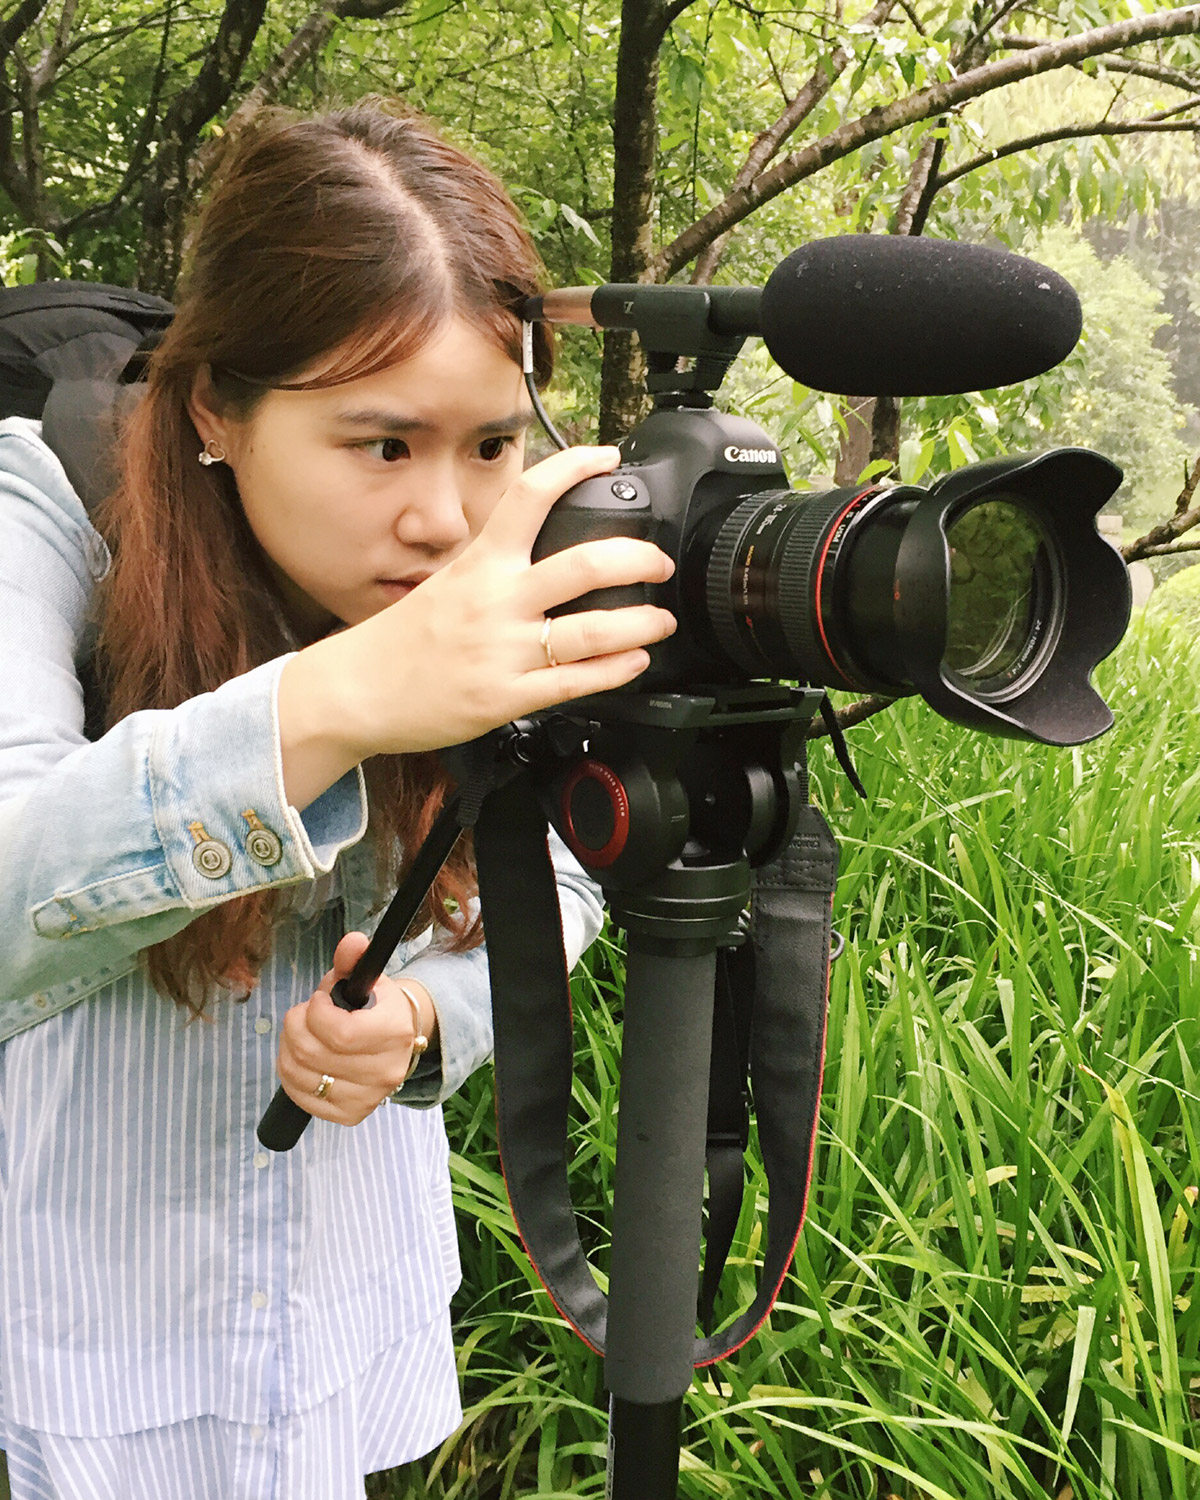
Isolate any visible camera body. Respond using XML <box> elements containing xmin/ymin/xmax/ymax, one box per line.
<box><xmin>526</xmin><ymin>254</ymin><xmax>1130</xmax><ymax>748</ymax></box>
<box><xmin>533</xmin><ymin>406</ymin><xmax>792</xmax><ymax>690</ymax></box>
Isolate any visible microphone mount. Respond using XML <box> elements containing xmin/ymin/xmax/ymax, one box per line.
<box><xmin>522</xmin><ymin>283</ymin><xmax>760</xmax><ymax>405</ymax></box>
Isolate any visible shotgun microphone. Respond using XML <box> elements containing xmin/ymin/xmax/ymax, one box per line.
<box><xmin>758</xmin><ymin>235</ymin><xmax>1081</xmax><ymax>395</ymax></box>
<box><xmin>528</xmin><ymin>236</ymin><xmax>1082</xmax><ymax>396</ymax></box>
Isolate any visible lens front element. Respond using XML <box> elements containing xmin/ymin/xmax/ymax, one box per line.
<box><xmin>942</xmin><ymin>497</ymin><xmax>1056</xmax><ymax>696</ymax></box>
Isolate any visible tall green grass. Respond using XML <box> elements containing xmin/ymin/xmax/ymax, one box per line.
<box><xmin>370</xmin><ymin>611</ymin><xmax>1200</xmax><ymax>1499</ymax></box>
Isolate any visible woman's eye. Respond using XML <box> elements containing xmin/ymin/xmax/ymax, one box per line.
<box><xmin>362</xmin><ymin>438</ymin><xmax>409</xmax><ymax>463</ymax></box>
<box><xmin>478</xmin><ymin>435</ymin><xmax>515</xmax><ymax>462</ymax></box>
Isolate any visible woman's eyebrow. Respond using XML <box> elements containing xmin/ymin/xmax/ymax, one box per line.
<box><xmin>330</xmin><ymin>407</ymin><xmax>535</xmax><ymax>436</ymax></box>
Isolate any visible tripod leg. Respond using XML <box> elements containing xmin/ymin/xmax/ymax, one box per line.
<box><xmin>607</xmin><ymin>1394</ymin><xmax>683</xmax><ymax>1497</ymax></box>
<box><xmin>605</xmin><ymin>941</ymin><xmax>717</xmax><ymax>1498</ymax></box>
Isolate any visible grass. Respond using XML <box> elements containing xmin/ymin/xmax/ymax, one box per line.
<box><xmin>369</xmin><ymin>610</ymin><xmax>1200</xmax><ymax>1499</ymax></box>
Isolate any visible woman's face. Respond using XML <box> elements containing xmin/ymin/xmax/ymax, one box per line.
<box><xmin>199</xmin><ymin>317</ymin><xmax>533</xmax><ymax>637</ymax></box>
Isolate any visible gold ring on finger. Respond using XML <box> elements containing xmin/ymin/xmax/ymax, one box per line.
<box><xmin>313</xmin><ymin>1072</ymin><xmax>335</xmax><ymax>1101</ymax></box>
<box><xmin>539</xmin><ymin>616</ymin><xmax>560</xmax><ymax>669</ymax></box>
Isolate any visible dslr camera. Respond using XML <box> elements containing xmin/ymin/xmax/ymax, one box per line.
<box><xmin>525</xmin><ymin>237</ymin><xmax>1131</xmax><ymax>748</ymax></box>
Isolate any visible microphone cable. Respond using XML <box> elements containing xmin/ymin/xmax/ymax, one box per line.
<box><xmin>523</xmin><ymin>319</ymin><xmax>569</xmax><ymax>451</ymax></box>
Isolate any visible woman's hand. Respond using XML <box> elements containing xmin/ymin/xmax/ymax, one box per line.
<box><xmin>276</xmin><ymin>932</ymin><xmax>437</xmax><ymax>1125</ymax></box>
<box><xmin>278</xmin><ymin>445</ymin><xmax>676</xmax><ymax>807</ymax></box>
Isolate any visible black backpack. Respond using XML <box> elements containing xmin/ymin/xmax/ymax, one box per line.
<box><xmin>0</xmin><ymin>279</ymin><xmax>173</xmax><ymax>507</ymax></box>
<box><xmin>0</xmin><ymin>280</ymin><xmax>174</xmax><ymax>735</ymax></box>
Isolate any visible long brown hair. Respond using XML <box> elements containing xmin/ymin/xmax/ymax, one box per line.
<box><xmin>93</xmin><ymin>101</ymin><xmax>553</xmax><ymax>1012</ymax></box>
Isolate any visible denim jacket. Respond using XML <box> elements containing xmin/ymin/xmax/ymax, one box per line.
<box><xmin>0</xmin><ymin>416</ymin><xmax>603</xmax><ymax>1104</ymax></box>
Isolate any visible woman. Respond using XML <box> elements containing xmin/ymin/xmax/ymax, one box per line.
<box><xmin>0</xmin><ymin>102</ymin><xmax>675</xmax><ymax>1498</ymax></box>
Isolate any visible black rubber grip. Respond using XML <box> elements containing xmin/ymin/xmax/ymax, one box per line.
<box><xmin>254</xmin><ymin>795</ymin><xmax>465</xmax><ymax>1155</ymax></box>
<box><xmin>257</xmin><ymin>1088</ymin><xmax>313</xmax><ymax>1152</ymax></box>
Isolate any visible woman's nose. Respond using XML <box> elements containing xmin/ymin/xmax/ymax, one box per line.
<box><xmin>395</xmin><ymin>470</ymin><xmax>472</xmax><ymax>552</ymax></box>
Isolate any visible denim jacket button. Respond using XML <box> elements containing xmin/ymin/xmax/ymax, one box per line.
<box><xmin>246</xmin><ymin>828</ymin><xmax>283</xmax><ymax>867</ymax></box>
<box><xmin>193</xmin><ymin>838</ymin><xmax>232</xmax><ymax>879</ymax></box>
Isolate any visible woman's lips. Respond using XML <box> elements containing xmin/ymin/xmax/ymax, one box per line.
<box><xmin>376</xmin><ymin>573</ymin><xmax>432</xmax><ymax>601</ymax></box>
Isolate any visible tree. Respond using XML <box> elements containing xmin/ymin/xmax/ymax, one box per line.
<box><xmin>0</xmin><ymin>0</ymin><xmax>414</xmax><ymax>291</ymax></box>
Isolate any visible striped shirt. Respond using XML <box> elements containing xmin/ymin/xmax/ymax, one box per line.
<box><xmin>0</xmin><ymin>893</ymin><xmax>463</xmax><ymax>1496</ymax></box>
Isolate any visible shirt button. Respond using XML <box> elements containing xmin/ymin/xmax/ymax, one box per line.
<box><xmin>250</xmin><ymin>1425</ymin><xmax>266</xmax><ymax>1442</ymax></box>
<box><xmin>253</xmin><ymin>1152</ymin><xmax>269</xmax><ymax>1170</ymax></box>
<box><xmin>250</xmin><ymin>1290</ymin><xmax>268</xmax><ymax>1310</ymax></box>
<box><xmin>254</xmin><ymin>1017</ymin><xmax>272</xmax><ymax>1035</ymax></box>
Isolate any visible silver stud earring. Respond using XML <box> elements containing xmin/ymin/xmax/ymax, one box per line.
<box><xmin>198</xmin><ymin>439</ymin><xmax>227</xmax><ymax>466</ymax></box>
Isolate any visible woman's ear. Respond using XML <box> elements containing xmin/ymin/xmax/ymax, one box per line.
<box><xmin>187</xmin><ymin>365</ymin><xmax>236</xmax><ymax>456</ymax></box>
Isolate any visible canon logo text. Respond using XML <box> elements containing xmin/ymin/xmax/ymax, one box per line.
<box><xmin>723</xmin><ymin>445</ymin><xmax>778</xmax><ymax>464</ymax></box>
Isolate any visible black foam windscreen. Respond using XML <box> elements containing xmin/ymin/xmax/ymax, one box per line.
<box><xmin>758</xmin><ymin>236</ymin><xmax>1082</xmax><ymax>396</ymax></box>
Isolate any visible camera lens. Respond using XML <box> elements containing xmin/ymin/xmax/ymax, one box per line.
<box><xmin>697</xmin><ymin>479</ymin><xmax>1073</xmax><ymax>707</ymax></box>
<box><xmin>700</xmin><ymin>485</ymin><xmax>892</xmax><ymax>685</ymax></box>
<box><xmin>941</xmin><ymin>496</ymin><xmax>1058</xmax><ymax>697</ymax></box>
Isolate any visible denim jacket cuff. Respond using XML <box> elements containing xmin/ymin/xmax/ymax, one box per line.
<box><xmin>384</xmin><ymin>946</ymin><xmax>493</xmax><ymax>1108</ymax></box>
<box><xmin>150</xmin><ymin>656</ymin><xmax>367</xmax><ymax>909</ymax></box>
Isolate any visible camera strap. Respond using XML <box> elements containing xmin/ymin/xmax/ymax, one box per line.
<box><xmin>474</xmin><ymin>770</ymin><xmax>839</xmax><ymax>1366</ymax></box>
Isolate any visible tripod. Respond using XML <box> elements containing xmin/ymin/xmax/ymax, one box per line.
<box><xmin>474</xmin><ymin>684</ymin><xmax>835</xmax><ymax>1494</ymax></box>
<box><xmin>260</xmin><ymin>683</ymin><xmax>838</xmax><ymax>1495</ymax></box>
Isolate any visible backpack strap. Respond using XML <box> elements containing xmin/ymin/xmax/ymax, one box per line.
<box><xmin>0</xmin><ymin>280</ymin><xmax>170</xmax><ymax>509</ymax></box>
<box><xmin>0</xmin><ymin>282</ymin><xmax>173</xmax><ymax>741</ymax></box>
<box><xmin>42</xmin><ymin>378</ymin><xmax>147</xmax><ymax>513</ymax></box>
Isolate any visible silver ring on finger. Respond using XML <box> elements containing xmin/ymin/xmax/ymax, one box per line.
<box><xmin>313</xmin><ymin>1072</ymin><xmax>335</xmax><ymax>1101</ymax></box>
<box><xmin>539</xmin><ymin>616</ymin><xmax>560</xmax><ymax>670</ymax></box>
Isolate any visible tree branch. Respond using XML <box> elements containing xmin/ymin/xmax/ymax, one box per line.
<box><xmin>804</xmin><ymin>693</ymin><xmax>896</xmax><ymax>739</ymax></box>
<box><xmin>891</xmin><ymin>126</ymin><xmax>943</xmax><ymax>233</ymax></box>
<box><xmin>60</xmin><ymin>0</ymin><xmax>177</xmax><ymax>236</ymax></box>
<box><xmin>659</xmin><ymin>4</ymin><xmax>1200</xmax><ymax>277</ymax></box>
<box><xmin>600</xmin><ymin>0</ymin><xmax>694</xmax><ymax>438</ymax></box>
<box><xmin>663</xmin><ymin>0</ymin><xmax>701</xmax><ymax>27</ymax></box>
<box><xmin>959</xmin><ymin>0</ymin><xmax>1028</xmax><ymax>59</ymax></box>
<box><xmin>691</xmin><ymin>0</ymin><xmax>898</xmax><ymax>284</ymax></box>
<box><xmin>1002</xmin><ymin>33</ymin><xmax>1200</xmax><ymax>93</ymax></box>
<box><xmin>137</xmin><ymin>0</ymin><xmax>269</xmax><ymax>291</ymax></box>
<box><xmin>1123</xmin><ymin>457</ymin><xmax>1200</xmax><ymax>562</ymax></box>
<box><xmin>0</xmin><ymin>0</ymin><xmax>50</xmax><ymax>70</ymax></box>
<box><xmin>934</xmin><ymin>114</ymin><xmax>1200</xmax><ymax>189</ymax></box>
<box><xmin>192</xmin><ymin>0</ymin><xmax>412</xmax><ymax>187</ymax></box>
<box><xmin>1131</xmin><ymin>539</ymin><xmax>1200</xmax><ymax>558</ymax></box>
<box><xmin>31</xmin><ymin>0</ymin><xmax>78</xmax><ymax>93</ymax></box>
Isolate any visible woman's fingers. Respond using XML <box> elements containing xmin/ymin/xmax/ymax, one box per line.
<box><xmin>536</xmin><ymin>604</ymin><xmax>676</xmax><ymax>669</ymax></box>
<box><xmin>479</xmin><ymin>443</ymin><xmax>623</xmax><ymax>554</ymax></box>
<box><xmin>277</xmin><ymin>935</ymin><xmax>422</xmax><ymax>1124</ymax></box>
<box><xmin>524</xmin><ymin>534</ymin><xmax>676</xmax><ymax>613</ymax></box>
<box><xmin>515</xmin><ymin>648</ymin><xmax>658</xmax><ymax>711</ymax></box>
<box><xmin>277</xmin><ymin>1064</ymin><xmax>382</xmax><ymax>1124</ymax></box>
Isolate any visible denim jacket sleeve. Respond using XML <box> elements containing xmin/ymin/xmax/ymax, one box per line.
<box><xmin>0</xmin><ymin>418</ymin><xmax>368</xmax><ymax>1023</ymax></box>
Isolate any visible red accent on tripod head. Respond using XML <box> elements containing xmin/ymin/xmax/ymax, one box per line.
<box><xmin>561</xmin><ymin>759</ymin><xmax>630</xmax><ymax>869</ymax></box>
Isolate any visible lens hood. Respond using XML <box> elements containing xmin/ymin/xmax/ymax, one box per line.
<box><xmin>893</xmin><ymin>448</ymin><xmax>1128</xmax><ymax>745</ymax></box>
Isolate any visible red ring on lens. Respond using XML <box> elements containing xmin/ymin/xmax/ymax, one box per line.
<box><xmin>813</xmin><ymin>487</ymin><xmax>878</xmax><ymax>678</ymax></box>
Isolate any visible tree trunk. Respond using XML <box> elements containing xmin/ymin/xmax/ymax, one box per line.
<box><xmin>834</xmin><ymin>397</ymin><xmax>875</xmax><ymax>485</ymax></box>
<box><xmin>137</xmin><ymin>0</ymin><xmax>269</xmax><ymax>295</ymax></box>
<box><xmin>599</xmin><ymin>0</ymin><xmax>692</xmax><ymax>441</ymax></box>
<box><xmin>869</xmin><ymin>393</ymin><xmax>900</xmax><ymax>469</ymax></box>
